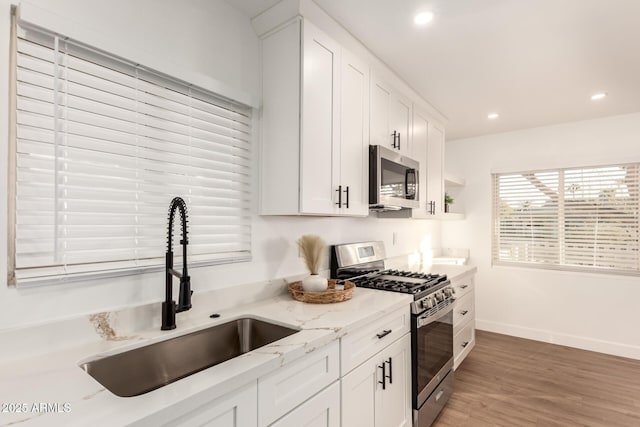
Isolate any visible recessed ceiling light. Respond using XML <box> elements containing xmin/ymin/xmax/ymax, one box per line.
<box><xmin>591</xmin><ymin>93</ymin><xmax>607</xmax><ymax>100</ymax></box>
<box><xmin>414</xmin><ymin>11</ymin><xmax>434</xmax><ymax>25</ymax></box>
<box><xmin>487</xmin><ymin>113</ymin><xmax>499</xmax><ymax>119</ymax></box>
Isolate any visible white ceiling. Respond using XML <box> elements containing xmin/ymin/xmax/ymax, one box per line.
<box><xmin>228</xmin><ymin>0</ymin><xmax>640</xmax><ymax>140</ymax></box>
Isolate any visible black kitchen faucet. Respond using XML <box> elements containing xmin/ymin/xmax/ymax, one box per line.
<box><xmin>161</xmin><ymin>197</ymin><xmax>192</xmax><ymax>330</ymax></box>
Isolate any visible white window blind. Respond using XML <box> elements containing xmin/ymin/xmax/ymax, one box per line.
<box><xmin>493</xmin><ymin>164</ymin><xmax>640</xmax><ymax>274</ymax></box>
<box><xmin>11</xmin><ymin>22</ymin><xmax>252</xmax><ymax>285</ymax></box>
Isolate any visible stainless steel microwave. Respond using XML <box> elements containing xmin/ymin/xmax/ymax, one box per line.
<box><xmin>369</xmin><ymin>145</ymin><xmax>419</xmax><ymax>211</ymax></box>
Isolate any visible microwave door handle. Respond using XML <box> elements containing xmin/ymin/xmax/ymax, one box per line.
<box><xmin>405</xmin><ymin>168</ymin><xmax>416</xmax><ymax>199</ymax></box>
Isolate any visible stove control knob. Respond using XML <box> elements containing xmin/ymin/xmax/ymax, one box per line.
<box><xmin>443</xmin><ymin>288</ymin><xmax>453</xmax><ymax>298</ymax></box>
<box><xmin>434</xmin><ymin>292</ymin><xmax>443</xmax><ymax>302</ymax></box>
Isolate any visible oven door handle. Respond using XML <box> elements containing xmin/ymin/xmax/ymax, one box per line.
<box><xmin>416</xmin><ymin>301</ymin><xmax>454</xmax><ymax>328</ymax></box>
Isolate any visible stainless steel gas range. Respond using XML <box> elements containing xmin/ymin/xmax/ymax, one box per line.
<box><xmin>331</xmin><ymin>241</ymin><xmax>455</xmax><ymax>427</ymax></box>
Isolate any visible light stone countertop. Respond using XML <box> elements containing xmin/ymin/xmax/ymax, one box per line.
<box><xmin>0</xmin><ymin>286</ymin><xmax>412</xmax><ymax>426</ymax></box>
<box><xmin>0</xmin><ymin>265</ymin><xmax>476</xmax><ymax>427</ymax></box>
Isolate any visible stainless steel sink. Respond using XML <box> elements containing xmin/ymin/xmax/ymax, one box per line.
<box><xmin>80</xmin><ymin>317</ymin><xmax>298</xmax><ymax>397</ymax></box>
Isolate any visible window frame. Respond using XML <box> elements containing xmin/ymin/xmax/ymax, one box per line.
<box><xmin>8</xmin><ymin>15</ymin><xmax>253</xmax><ymax>287</ymax></box>
<box><xmin>492</xmin><ymin>163</ymin><xmax>640</xmax><ymax>276</ymax></box>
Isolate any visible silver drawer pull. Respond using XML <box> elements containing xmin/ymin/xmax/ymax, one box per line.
<box><xmin>435</xmin><ymin>389</ymin><xmax>444</xmax><ymax>401</ymax></box>
<box><xmin>376</xmin><ymin>329</ymin><xmax>392</xmax><ymax>339</ymax></box>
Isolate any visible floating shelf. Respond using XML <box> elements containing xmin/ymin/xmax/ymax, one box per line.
<box><xmin>444</xmin><ymin>173</ymin><xmax>465</xmax><ymax>187</ymax></box>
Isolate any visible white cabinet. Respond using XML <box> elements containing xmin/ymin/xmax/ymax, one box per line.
<box><xmin>258</xmin><ymin>341</ymin><xmax>339</xmax><ymax>426</ymax></box>
<box><xmin>341</xmin><ymin>333</ymin><xmax>412</xmax><ymax>427</ymax></box>
<box><xmin>338</xmin><ymin>49</ymin><xmax>370</xmax><ymax>216</ymax></box>
<box><xmin>260</xmin><ymin>18</ymin><xmax>368</xmax><ymax>216</ymax></box>
<box><xmin>452</xmin><ymin>272</ymin><xmax>476</xmax><ymax>370</ymax></box>
<box><xmin>340</xmin><ymin>306</ymin><xmax>411</xmax><ymax>374</ymax></box>
<box><xmin>144</xmin><ymin>381</ymin><xmax>257</xmax><ymax>427</ymax></box>
<box><xmin>270</xmin><ymin>382</ymin><xmax>340</xmax><ymax>427</ymax></box>
<box><xmin>425</xmin><ymin>122</ymin><xmax>445</xmax><ymax>217</ymax></box>
<box><xmin>412</xmin><ymin>107</ymin><xmax>448</xmax><ymax>219</ymax></box>
<box><xmin>370</xmin><ymin>75</ymin><xmax>412</xmax><ymax>157</ymax></box>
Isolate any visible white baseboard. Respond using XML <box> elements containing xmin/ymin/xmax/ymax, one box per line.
<box><xmin>476</xmin><ymin>319</ymin><xmax>640</xmax><ymax>361</ymax></box>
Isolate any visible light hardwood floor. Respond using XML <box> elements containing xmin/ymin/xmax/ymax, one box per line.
<box><xmin>434</xmin><ymin>330</ymin><xmax>640</xmax><ymax>426</ymax></box>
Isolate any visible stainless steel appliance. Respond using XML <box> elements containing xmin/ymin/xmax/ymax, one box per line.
<box><xmin>369</xmin><ymin>145</ymin><xmax>419</xmax><ymax>211</ymax></box>
<box><xmin>331</xmin><ymin>241</ymin><xmax>454</xmax><ymax>427</ymax></box>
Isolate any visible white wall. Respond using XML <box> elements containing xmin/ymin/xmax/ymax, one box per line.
<box><xmin>443</xmin><ymin>112</ymin><xmax>640</xmax><ymax>359</ymax></box>
<box><xmin>0</xmin><ymin>0</ymin><xmax>441</xmax><ymax>329</ymax></box>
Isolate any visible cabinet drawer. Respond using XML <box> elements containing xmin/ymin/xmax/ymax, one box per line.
<box><xmin>453</xmin><ymin>292</ymin><xmax>474</xmax><ymax>333</ymax></box>
<box><xmin>340</xmin><ymin>306</ymin><xmax>411</xmax><ymax>375</ymax></box>
<box><xmin>453</xmin><ymin>320</ymin><xmax>475</xmax><ymax>370</ymax></box>
<box><xmin>451</xmin><ymin>273</ymin><xmax>474</xmax><ymax>299</ymax></box>
<box><xmin>258</xmin><ymin>341</ymin><xmax>339</xmax><ymax>426</ymax></box>
<box><xmin>270</xmin><ymin>381</ymin><xmax>340</xmax><ymax>427</ymax></box>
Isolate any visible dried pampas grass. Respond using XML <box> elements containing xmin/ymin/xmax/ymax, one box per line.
<box><xmin>297</xmin><ymin>235</ymin><xmax>326</xmax><ymax>275</ymax></box>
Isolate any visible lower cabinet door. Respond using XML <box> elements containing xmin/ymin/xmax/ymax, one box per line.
<box><xmin>341</xmin><ymin>333</ymin><xmax>412</xmax><ymax>427</ymax></box>
<box><xmin>341</xmin><ymin>353</ymin><xmax>377</xmax><ymax>427</ymax></box>
<box><xmin>270</xmin><ymin>382</ymin><xmax>340</xmax><ymax>427</ymax></box>
<box><xmin>376</xmin><ymin>334</ymin><xmax>412</xmax><ymax>427</ymax></box>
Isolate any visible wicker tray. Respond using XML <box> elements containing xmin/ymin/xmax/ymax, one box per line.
<box><xmin>288</xmin><ymin>279</ymin><xmax>355</xmax><ymax>304</ymax></box>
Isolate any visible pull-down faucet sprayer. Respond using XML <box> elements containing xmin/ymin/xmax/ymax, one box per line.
<box><xmin>161</xmin><ymin>197</ymin><xmax>192</xmax><ymax>330</ymax></box>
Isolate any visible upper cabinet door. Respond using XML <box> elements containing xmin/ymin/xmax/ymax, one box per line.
<box><xmin>339</xmin><ymin>49</ymin><xmax>370</xmax><ymax>216</ymax></box>
<box><xmin>370</xmin><ymin>75</ymin><xmax>392</xmax><ymax>150</ymax></box>
<box><xmin>412</xmin><ymin>108</ymin><xmax>429</xmax><ymax>215</ymax></box>
<box><xmin>300</xmin><ymin>20</ymin><xmax>341</xmax><ymax>215</ymax></box>
<box><xmin>426</xmin><ymin>122</ymin><xmax>445</xmax><ymax>215</ymax></box>
<box><xmin>370</xmin><ymin>75</ymin><xmax>412</xmax><ymax>156</ymax></box>
<box><xmin>391</xmin><ymin>93</ymin><xmax>412</xmax><ymax>157</ymax></box>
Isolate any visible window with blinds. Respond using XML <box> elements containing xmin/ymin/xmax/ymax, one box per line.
<box><xmin>493</xmin><ymin>164</ymin><xmax>640</xmax><ymax>274</ymax></box>
<box><xmin>10</xmin><ymin>21</ymin><xmax>252</xmax><ymax>286</ymax></box>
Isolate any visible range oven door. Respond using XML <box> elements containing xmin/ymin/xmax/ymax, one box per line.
<box><xmin>412</xmin><ymin>303</ymin><xmax>454</xmax><ymax>408</ymax></box>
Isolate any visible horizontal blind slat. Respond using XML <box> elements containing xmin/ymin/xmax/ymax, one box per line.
<box><xmin>493</xmin><ymin>165</ymin><xmax>639</xmax><ymax>274</ymax></box>
<box><xmin>13</xmin><ymin>24</ymin><xmax>252</xmax><ymax>284</ymax></box>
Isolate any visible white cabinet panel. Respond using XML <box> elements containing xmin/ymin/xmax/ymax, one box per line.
<box><xmin>260</xmin><ymin>19</ymin><xmax>301</xmax><ymax>215</ymax></box>
<box><xmin>412</xmin><ymin>108</ymin><xmax>429</xmax><ymax>217</ymax></box>
<box><xmin>300</xmin><ymin>20</ymin><xmax>340</xmax><ymax>215</ymax></box>
<box><xmin>341</xmin><ymin>353</ymin><xmax>377</xmax><ymax>427</ymax></box>
<box><xmin>270</xmin><ymin>382</ymin><xmax>340</xmax><ymax>427</ymax></box>
<box><xmin>426</xmin><ymin>122</ymin><xmax>445</xmax><ymax>215</ymax></box>
<box><xmin>452</xmin><ymin>273</ymin><xmax>474</xmax><ymax>299</ymax></box>
<box><xmin>454</xmin><ymin>320</ymin><xmax>475</xmax><ymax>370</ymax></box>
<box><xmin>158</xmin><ymin>381</ymin><xmax>257</xmax><ymax>427</ymax></box>
<box><xmin>376</xmin><ymin>334</ymin><xmax>412</xmax><ymax>427</ymax></box>
<box><xmin>260</xmin><ymin>18</ymin><xmax>369</xmax><ymax>216</ymax></box>
<box><xmin>341</xmin><ymin>307</ymin><xmax>411</xmax><ymax>375</ymax></box>
<box><xmin>258</xmin><ymin>341</ymin><xmax>339</xmax><ymax>427</ymax></box>
<box><xmin>370</xmin><ymin>77</ymin><xmax>392</xmax><ymax>150</ymax></box>
<box><xmin>391</xmin><ymin>95</ymin><xmax>412</xmax><ymax>157</ymax></box>
<box><xmin>341</xmin><ymin>333</ymin><xmax>412</xmax><ymax>427</ymax></box>
<box><xmin>339</xmin><ymin>49</ymin><xmax>369</xmax><ymax>215</ymax></box>
<box><xmin>452</xmin><ymin>272</ymin><xmax>476</xmax><ymax>370</ymax></box>
<box><xmin>453</xmin><ymin>291</ymin><xmax>474</xmax><ymax>335</ymax></box>
<box><xmin>370</xmin><ymin>75</ymin><xmax>412</xmax><ymax>156</ymax></box>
